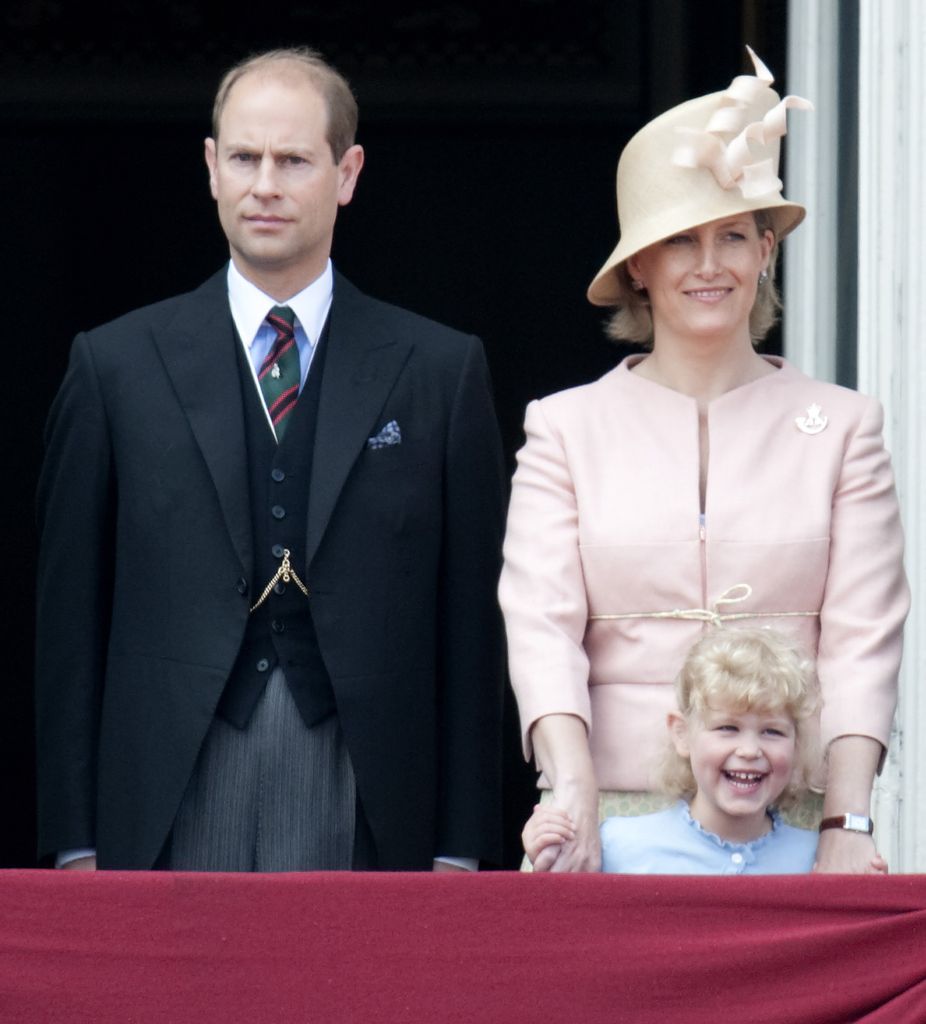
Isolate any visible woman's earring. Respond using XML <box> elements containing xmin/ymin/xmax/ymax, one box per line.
<box><xmin>758</xmin><ymin>269</ymin><xmax>769</xmax><ymax>285</ymax></box>
<box><xmin>631</xmin><ymin>278</ymin><xmax>645</xmax><ymax>292</ymax></box>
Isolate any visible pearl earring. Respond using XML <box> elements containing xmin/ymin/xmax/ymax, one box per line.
<box><xmin>758</xmin><ymin>269</ymin><xmax>769</xmax><ymax>285</ymax></box>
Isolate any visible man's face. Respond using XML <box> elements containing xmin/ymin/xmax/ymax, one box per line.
<box><xmin>204</xmin><ymin>70</ymin><xmax>363</xmax><ymax>294</ymax></box>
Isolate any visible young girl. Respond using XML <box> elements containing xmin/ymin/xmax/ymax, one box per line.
<box><xmin>523</xmin><ymin>629</ymin><xmax>888</xmax><ymax>875</ymax></box>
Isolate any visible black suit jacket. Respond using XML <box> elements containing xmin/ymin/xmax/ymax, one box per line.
<box><xmin>36</xmin><ymin>268</ymin><xmax>506</xmax><ymax>870</ymax></box>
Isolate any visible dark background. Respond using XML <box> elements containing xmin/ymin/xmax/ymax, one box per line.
<box><xmin>3</xmin><ymin>0</ymin><xmax>787</xmax><ymax>868</ymax></box>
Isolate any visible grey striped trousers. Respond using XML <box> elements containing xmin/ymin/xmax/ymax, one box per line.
<box><xmin>168</xmin><ymin>668</ymin><xmax>361</xmax><ymax>871</ymax></box>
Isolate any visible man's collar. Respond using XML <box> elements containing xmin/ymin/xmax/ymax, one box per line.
<box><xmin>226</xmin><ymin>260</ymin><xmax>334</xmax><ymax>347</ymax></box>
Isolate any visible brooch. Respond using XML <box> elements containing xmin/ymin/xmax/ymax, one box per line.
<box><xmin>271</xmin><ymin>363</ymin><xmax>281</xmax><ymax>379</ymax></box>
<box><xmin>796</xmin><ymin>403</ymin><xmax>828</xmax><ymax>435</ymax></box>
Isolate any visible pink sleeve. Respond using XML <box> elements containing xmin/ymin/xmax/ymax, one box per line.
<box><xmin>817</xmin><ymin>396</ymin><xmax>909</xmax><ymax>751</ymax></box>
<box><xmin>498</xmin><ymin>400</ymin><xmax>592</xmax><ymax>760</ymax></box>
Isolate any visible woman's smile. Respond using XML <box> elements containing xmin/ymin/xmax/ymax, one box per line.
<box><xmin>684</xmin><ymin>287</ymin><xmax>732</xmax><ymax>302</ymax></box>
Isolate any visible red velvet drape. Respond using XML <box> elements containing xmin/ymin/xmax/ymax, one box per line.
<box><xmin>1</xmin><ymin>870</ymin><xmax>924</xmax><ymax>1022</ymax></box>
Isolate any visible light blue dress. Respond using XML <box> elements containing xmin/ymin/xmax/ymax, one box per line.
<box><xmin>599</xmin><ymin>800</ymin><xmax>817</xmax><ymax>875</ymax></box>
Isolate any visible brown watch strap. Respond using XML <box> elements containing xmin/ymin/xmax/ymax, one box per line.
<box><xmin>819</xmin><ymin>814</ymin><xmax>874</xmax><ymax>834</ymax></box>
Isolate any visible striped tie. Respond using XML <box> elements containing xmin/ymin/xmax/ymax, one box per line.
<box><xmin>258</xmin><ymin>305</ymin><xmax>300</xmax><ymax>440</ymax></box>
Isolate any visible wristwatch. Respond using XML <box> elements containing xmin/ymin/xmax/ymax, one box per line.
<box><xmin>819</xmin><ymin>813</ymin><xmax>874</xmax><ymax>834</ymax></box>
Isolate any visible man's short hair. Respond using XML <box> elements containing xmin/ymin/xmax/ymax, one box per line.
<box><xmin>212</xmin><ymin>47</ymin><xmax>358</xmax><ymax>163</ymax></box>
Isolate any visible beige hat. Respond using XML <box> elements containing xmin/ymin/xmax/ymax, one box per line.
<box><xmin>587</xmin><ymin>47</ymin><xmax>812</xmax><ymax>307</ymax></box>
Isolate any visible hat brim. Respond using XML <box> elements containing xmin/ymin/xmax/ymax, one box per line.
<box><xmin>587</xmin><ymin>199</ymin><xmax>806</xmax><ymax>307</ymax></box>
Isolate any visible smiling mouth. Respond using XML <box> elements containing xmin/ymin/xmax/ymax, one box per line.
<box><xmin>723</xmin><ymin>770</ymin><xmax>766</xmax><ymax>788</ymax></box>
<box><xmin>685</xmin><ymin>288</ymin><xmax>730</xmax><ymax>300</ymax></box>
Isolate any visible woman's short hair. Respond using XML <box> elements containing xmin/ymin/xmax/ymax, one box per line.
<box><xmin>659</xmin><ymin>627</ymin><xmax>820</xmax><ymax>810</ymax></box>
<box><xmin>212</xmin><ymin>47</ymin><xmax>358</xmax><ymax>163</ymax></box>
<box><xmin>605</xmin><ymin>209</ymin><xmax>782</xmax><ymax>347</ymax></box>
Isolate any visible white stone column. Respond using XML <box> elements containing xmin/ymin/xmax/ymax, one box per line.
<box><xmin>783</xmin><ymin>0</ymin><xmax>840</xmax><ymax>381</ymax></box>
<box><xmin>857</xmin><ymin>0</ymin><xmax>926</xmax><ymax>872</ymax></box>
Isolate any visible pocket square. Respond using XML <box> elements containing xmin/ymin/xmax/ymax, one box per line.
<box><xmin>366</xmin><ymin>420</ymin><xmax>402</xmax><ymax>449</ymax></box>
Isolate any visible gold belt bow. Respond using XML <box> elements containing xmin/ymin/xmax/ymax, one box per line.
<box><xmin>587</xmin><ymin>583</ymin><xmax>819</xmax><ymax>629</ymax></box>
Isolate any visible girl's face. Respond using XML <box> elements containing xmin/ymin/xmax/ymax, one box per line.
<box><xmin>669</xmin><ymin>703</ymin><xmax>797</xmax><ymax>843</ymax></box>
<box><xmin>628</xmin><ymin>215</ymin><xmax>773</xmax><ymax>346</ymax></box>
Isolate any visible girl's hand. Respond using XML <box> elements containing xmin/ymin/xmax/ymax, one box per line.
<box><xmin>528</xmin><ymin>714</ymin><xmax>601</xmax><ymax>872</ymax></box>
<box><xmin>522</xmin><ymin>805</ymin><xmax>575</xmax><ymax>870</ymax></box>
<box><xmin>547</xmin><ymin>779</ymin><xmax>601</xmax><ymax>873</ymax></box>
<box><xmin>867</xmin><ymin>853</ymin><xmax>889</xmax><ymax>875</ymax></box>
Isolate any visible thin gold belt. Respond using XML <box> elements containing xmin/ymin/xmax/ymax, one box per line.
<box><xmin>587</xmin><ymin>583</ymin><xmax>819</xmax><ymax>629</ymax></box>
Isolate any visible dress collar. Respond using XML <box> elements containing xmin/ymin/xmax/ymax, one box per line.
<box><xmin>679</xmin><ymin>799</ymin><xmax>782</xmax><ymax>852</ymax></box>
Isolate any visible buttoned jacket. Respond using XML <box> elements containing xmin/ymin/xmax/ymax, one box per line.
<box><xmin>499</xmin><ymin>357</ymin><xmax>909</xmax><ymax>791</ymax></box>
<box><xmin>36</xmin><ymin>268</ymin><xmax>506</xmax><ymax>869</ymax></box>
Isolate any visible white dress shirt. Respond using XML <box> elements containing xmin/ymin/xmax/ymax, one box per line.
<box><xmin>227</xmin><ymin>259</ymin><xmax>333</xmax><ymax>439</ymax></box>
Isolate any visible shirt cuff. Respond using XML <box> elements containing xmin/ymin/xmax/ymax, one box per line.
<box><xmin>433</xmin><ymin>856</ymin><xmax>478</xmax><ymax>872</ymax></box>
<box><xmin>56</xmin><ymin>848</ymin><xmax>96</xmax><ymax>868</ymax></box>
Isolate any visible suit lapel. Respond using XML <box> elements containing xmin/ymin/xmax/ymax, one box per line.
<box><xmin>306</xmin><ymin>274</ymin><xmax>413</xmax><ymax>566</ymax></box>
<box><xmin>151</xmin><ymin>269</ymin><xmax>253</xmax><ymax>576</ymax></box>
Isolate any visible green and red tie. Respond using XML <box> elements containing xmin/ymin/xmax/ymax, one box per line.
<box><xmin>258</xmin><ymin>305</ymin><xmax>300</xmax><ymax>440</ymax></box>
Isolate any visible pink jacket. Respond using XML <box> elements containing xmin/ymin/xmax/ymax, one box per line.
<box><xmin>499</xmin><ymin>357</ymin><xmax>909</xmax><ymax>791</ymax></box>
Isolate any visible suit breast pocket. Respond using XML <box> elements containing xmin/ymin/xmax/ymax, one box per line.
<box><xmin>348</xmin><ymin>440</ymin><xmax>440</xmax><ymax>538</ymax></box>
<box><xmin>355</xmin><ymin>437</ymin><xmax>432</xmax><ymax>477</ymax></box>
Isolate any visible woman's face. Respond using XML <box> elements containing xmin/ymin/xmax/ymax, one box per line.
<box><xmin>628</xmin><ymin>214</ymin><xmax>773</xmax><ymax>345</ymax></box>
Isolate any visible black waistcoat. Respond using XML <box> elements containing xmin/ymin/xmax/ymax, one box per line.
<box><xmin>217</xmin><ymin>324</ymin><xmax>336</xmax><ymax>729</ymax></box>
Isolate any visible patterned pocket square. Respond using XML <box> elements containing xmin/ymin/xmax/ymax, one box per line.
<box><xmin>366</xmin><ymin>420</ymin><xmax>402</xmax><ymax>449</ymax></box>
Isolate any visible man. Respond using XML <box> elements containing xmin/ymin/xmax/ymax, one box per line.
<box><xmin>36</xmin><ymin>48</ymin><xmax>506</xmax><ymax>872</ymax></box>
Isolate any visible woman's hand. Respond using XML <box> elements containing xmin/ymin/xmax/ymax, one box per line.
<box><xmin>547</xmin><ymin>780</ymin><xmax>601</xmax><ymax>873</ymax></box>
<box><xmin>814</xmin><ymin>735</ymin><xmax>886</xmax><ymax>874</ymax></box>
<box><xmin>813</xmin><ymin>830</ymin><xmax>887</xmax><ymax>874</ymax></box>
<box><xmin>521</xmin><ymin>797</ymin><xmax>601</xmax><ymax>873</ymax></box>
<box><xmin>529</xmin><ymin>714</ymin><xmax>601</xmax><ymax>873</ymax></box>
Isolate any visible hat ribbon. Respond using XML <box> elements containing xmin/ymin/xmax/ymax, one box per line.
<box><xmin>671</xmin><ymin>46</ymin><xmax>813</xmax><ymax>201</ymax></box>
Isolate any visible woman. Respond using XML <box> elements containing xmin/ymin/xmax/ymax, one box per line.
<box><xmin>499</xmin><ymin>49</ymin><xmax>909</xmax><ymax>873</ymax></box>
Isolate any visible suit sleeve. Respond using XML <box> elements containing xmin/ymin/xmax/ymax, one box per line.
<box><xmin>817</xmin><ymin>396</ymin><xmax>909</xmax><ymax>752</ymax></box>
<box><xmin>435</xmin><ymin>336</ymin><xmax>507</xmax><ymax>864</ymax></box>
<box><xmin>35</xmin><ymin>333</ymin><xmax>115</xmax><ymax>861</ymax></box>
<box><xmin>498</xmin><ymin>399</ymin><xmax>592</xmax><ymax>762</ymax></box>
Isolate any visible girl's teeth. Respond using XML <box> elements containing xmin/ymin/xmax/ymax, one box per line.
<box><xmin>725</xmin><ymin>771</ymin><xmax>763</xmax><ymax>785</ymax></box>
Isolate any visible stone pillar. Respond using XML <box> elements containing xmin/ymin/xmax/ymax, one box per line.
<box><xmin>857</xmin><ymin>0</ymin><xmax>925</xmax><ymax>872</ymax></box>
<box><xmin>783</xmin><ymin>0</ymin><xmax>840</xmax><ymax>382</ymax></box>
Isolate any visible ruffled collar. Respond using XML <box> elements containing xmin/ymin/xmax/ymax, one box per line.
<box><xmin>679</xmin><ymin>799</ymin><xmax>783</xmax><ymax>853</ymax></box>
